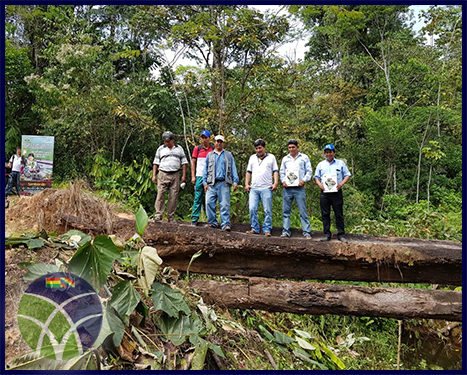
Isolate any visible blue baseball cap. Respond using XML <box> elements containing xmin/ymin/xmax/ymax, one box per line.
<box><xmin>324</xmin><ymin>144</ymin><xmax>335</xmax><ymax>151</ymax></box>
<box><xmin>201</xmin><ymin>130</ymin><xmax>211</xmax><ymax>137</ymax></box>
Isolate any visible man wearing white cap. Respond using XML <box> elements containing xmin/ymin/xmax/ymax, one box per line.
<box><xmin>202</xmin><ymin>135</ymin><xmax>239</xmax><ymax>231</ymax></box>
<box><xmin>152</xmin><ymin>131</ymin><xmax>188</xmax><ymax>221</ymax></box>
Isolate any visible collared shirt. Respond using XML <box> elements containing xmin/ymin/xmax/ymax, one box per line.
<box><xmin>192</xmin><ymin>145</ymin><xmax>214</xmax><ymax>177</ymax></box>
<box><xmin>247</xmin><ymin>153</ymin><xmax>278</xmax><ymax>189</ymax></box>
<box><xmin>279</xmin><ymin>152</ymin><xmax>313</xmax><ymax>184</ymax></box>
<box><xmin>153</xmin><ymin>144</ymin><xmax>188</xmax><ymax>172</ymax></box>
<box><xmin>202</xmin><ymin>149</ymin><xmax>239</xmax><ymax>186</ymax></box>
<box><xmin>9</xmin><ymin>154</ymin><xmax>23</xmax><ymax>172</ymax></box>
<box><xmin>314</xmin><ymin>158</ymin><xmax>351</xmax><ymax>184</ymax></box>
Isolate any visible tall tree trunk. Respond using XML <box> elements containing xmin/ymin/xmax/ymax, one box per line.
<box><xmin>427</xmin><ymin>164</ymin><xmax>432</xmax><ymax>212</ymax></box>
<box><xmin>416</xmin><ymin>113</ymin><xmax>431</xmax><ymax>203</ymax></box>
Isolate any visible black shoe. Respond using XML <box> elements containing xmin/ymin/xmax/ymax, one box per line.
<box><xmin>337</xmin><ymin>235</ymin><xmax>348</xmax><ymax>243</ymax></box>
<box><xmin>191</xmin><ymin>221</ymin><xmax>198</xmax><ymax>227</ymax></box>
<box><xmin>209</xmin><ymin>224</ymin><xmax>218</xmax><ymax>229</ymax></box>
<box><xmin>320</xmin><ymin>235</ymin><xmax>331</xmax><ymax>242</ymax></box>
<box><xmin>222</xmin><ymin>226</ymin><xmax>231</xmax><ymax>232</ymax></box>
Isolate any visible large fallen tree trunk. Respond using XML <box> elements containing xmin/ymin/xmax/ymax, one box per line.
<box><xmin>62</xmin><ymin>216</ymin><xmax>462</xmax><ymax>285</ymax></box>
<box><xmin>190</xmin><ymin>278</ymin><xmax>462</xmax><ymax>321</ymax></box>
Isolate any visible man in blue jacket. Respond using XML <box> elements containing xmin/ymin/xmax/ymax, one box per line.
<box><xmin>203</xmin><ymin>135</ymin><xmax>239</xmax><ymax>231</ymax></box>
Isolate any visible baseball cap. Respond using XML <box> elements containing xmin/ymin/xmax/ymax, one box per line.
<box><xmin>162</xmin><ymin>131</ymin><xmax>175</xmax><ymax>140</ymax></box>
<box><xmin>214</xmin><ymin>135</ymin><xmax>225</xmax><ymax>142</ymax></box>
<box><xmin>201</xmin><ymin>130</ymin><xmax>211</xmax><ymax>137</ymax></box>
<box><xmin>324</xmin><ymin>143</ymin><xmax>335</xmax><ymax>151</ymax></box>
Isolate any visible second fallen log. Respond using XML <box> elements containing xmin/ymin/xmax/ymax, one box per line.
<box><xmin>190</xmin><ymin>278</ymin><xmax>462</xmax><ymax>321</ymax></box>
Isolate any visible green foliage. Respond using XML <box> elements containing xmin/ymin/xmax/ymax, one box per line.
<box><xmin>109</xmin><ymin>281</ymin><xmax>142</xmax><ymax>325</ymax></box>
<box><xmin>151</xmin><ymin>282</ymin><xmax>191</xmax><ymax>318</ymax></box>
<box><xmin>135</xmin><ymin>205</ymin><xmax>149</xmax><ymax>236</ymax></box>
<box><xmin>68</xmin><ymin>235</ymin><xmax>121</xmax><ymax>291</ymax></box>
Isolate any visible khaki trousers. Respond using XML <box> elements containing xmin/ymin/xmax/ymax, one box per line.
<box><xmin>155</xmin><ymin>170</ymin><xmax>180</xmax><ymax>221</ymax></box>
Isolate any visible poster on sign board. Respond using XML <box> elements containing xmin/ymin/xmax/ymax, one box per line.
<box><xmin>20</xmin><ymin>135</ymin><xmax>55</xmax><ymax>195</ymax></box>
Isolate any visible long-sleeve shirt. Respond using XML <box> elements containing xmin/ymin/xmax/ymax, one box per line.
<box><xmin>279</xmin><ymin>153</ymin><xmax>313</xmax><ymax>184</ymax></box>
<box><xmin>314</xmin><ymin>158</ymin><xmax>351</xmax><ymax>184</ymax></box>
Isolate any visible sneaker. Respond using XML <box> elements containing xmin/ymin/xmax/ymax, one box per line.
<box><xmin>320</xmin><ymin>235</ymin><xmax>331</xmax><ymax>242</ymax></box>
<box><xmin>304</xmin><ymin>234</ymin><xmax>312</xmax><ymax>239</ymax></box>
<box><xmin>280</xmin><ymin>233</ymin><xmax>289</xmax><ymax>238</ymax></box>
<box><xmin>208</xmin><ymin>224</ymin><xmax>218</xmax><ymax>229</ymax></box>
<box><xmin>246</xmin><ymin>229</ymin><xmax>259</xmax><ymax>235</ymax></box>
<box><xmin>191</xmin><ymin>222</ymin><xmax>198</xmax><ymax>227</ymax></box>
<box><xmin>222</xmin><ymin>226</ymin><xmax>231</xmax><ymax>232</ymax></box>
<box><xmin>337</xmin><ymin>235</ymin><xmax>348</xmax><ymax>243</ymax></box>
<box><xmin>264</xmin><ymin>232</ymin><xmax>271</xmax><ymax>237</ymax></box>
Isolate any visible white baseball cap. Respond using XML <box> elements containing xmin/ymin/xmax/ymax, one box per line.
<box><xmin>214</xmin><ymin>135</ymin><xmax>225</xmax><ymax>142</ymax></box>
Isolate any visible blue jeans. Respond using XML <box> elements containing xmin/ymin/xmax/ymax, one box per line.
<box><xmin>5</xmin><ymin>171</ymin><xmax>20</xmax><ymax>197</ymax></box>
<box><xmin>205</xmin><ymin>181</ymin><xmax>231</xmax><ymax>229</ymax></box>
<box><xmin>249</xmin><ymin>188</ymin><xmax>273</xmax><ymax>233</ymax></box>
<box><xmin>282</xmin><ymin>186</ymin><xmax>311</xmax><ymax>236</ymax></box>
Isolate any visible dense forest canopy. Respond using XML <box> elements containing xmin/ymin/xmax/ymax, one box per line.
<box><xmin>4</xmin><ymin>5</ymin><xmax>462</xmax><ymax>240</ymax></box>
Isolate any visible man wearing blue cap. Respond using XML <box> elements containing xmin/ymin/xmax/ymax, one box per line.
<box><xmin>314</xmin><ymin>144</ymin><xmax>351</xmax><ymax>242</ymax></box>
<box><xmin>190</xmin><ymin>130</ymin><xmax>214</xmax><ymax>226</ymax></box>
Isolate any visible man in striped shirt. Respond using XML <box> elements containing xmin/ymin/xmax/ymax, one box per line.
<box><xmin>152</xmin><ymin>131</ymin><xmax>188</xmax><ymax>221</ymax></box>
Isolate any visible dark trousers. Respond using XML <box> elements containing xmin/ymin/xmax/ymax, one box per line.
<box><xmin>320</xmin><ymin>190</ymin><xmax>345</xmax><ymax>236</ymax></box>
<box><xmin>5</xmin><ymin>171</ymin><xmax>20</xmax><ymax>197</ymax></box>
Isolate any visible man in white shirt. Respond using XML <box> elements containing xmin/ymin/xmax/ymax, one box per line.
<box><xmin>5</xmin><ymin>146</ymin><xmax>24</xmax><ymax>198</ymax></box>
<box><xmin>152</xmin><ymin>131</ymin><xmax>188</xmax><ymax>222</ymax></box>
<box><xmin>245</xmin><ymin>139</ymin><xmax>279</xmax><ymax>236</ymax></box>
<box><xmin>279</xmin><ymin>139</ymin><xmax>313</xmax><ymax>238</ymax></box>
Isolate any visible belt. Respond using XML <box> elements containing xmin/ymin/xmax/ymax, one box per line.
<box><xmin>160</xmin><ymin>170</ymin><xmax>179</xmax><ymax>174</ymax></box>
<box><xmin>215</xmin><ymin>179</ymin><xmax>225</xmax><ymax>182</ymax></box>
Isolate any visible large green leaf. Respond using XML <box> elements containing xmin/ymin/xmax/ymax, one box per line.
<box><xmin>94</xmin><ymin>303</ymin><xmax>125</xmax><ymax>348</ymax></box>
<box><xmin>135</xmin><ymin>205</ymin><xmax>149</xmax><ymax>236</ymax></box>
<box><xmin>22</xmin><ymin>263</ymin><xmax>60</xmax><ymax>282</ymax></box>
<box><xmin>258</xmin><ymin>325</ymin><xmax>275</xmax><ymax>341</ymax></box>
<box><xmin>151</xmin><ymin>282</ymin><xmax>190</xmax><ymax>318</ymax></box>
<box><xmin>5</xmin><ymin>235</ymin><xmax>44</xmax><ymax>249</ymax></box>
<box><xmin>137</xmin><ymin>246</ymin><xmax>163</xmax><ymax>294</ymax></box>
<box><xmin>273</xmin><ymin>330</ymin><xmax>295</xmax><ymax>345</ymax></box>
<box><xmin>155</xmin><ymin>314</ymin><xmax>204</xmax><ymax>346</ymax></box>
<box><xmin>110</xmin><ymin>281</ymin><xmax>142</xmax><ymax>325</ymax></box>
<box><xmin>69</xmin><ymin>235</ymin><xmax>120</xmax><ymax>291</ymax></box>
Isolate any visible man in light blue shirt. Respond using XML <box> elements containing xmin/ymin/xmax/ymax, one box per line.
<box><xmin>314</xmin><ymin>143</ymin><xmax>351</xmax><ymax>242</ymax></box>
<box><xmin>279</xmin><ymin>139</ymin><xmax>313</xmax><ymax>238</ymax></box>
<box><xmin>203</xmin><ymin>135</ymin><xmax>239</xmax><ymax>231</ymax></box>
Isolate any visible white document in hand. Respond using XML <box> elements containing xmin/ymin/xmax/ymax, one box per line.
<box><xmin>286</xmin><ymin>164</ymin><xmax>300</xmax><ymax>187</ymax></box>
<box><xmin>322</xmin><ymin>173</ymin><xmax>338</xmax><ymax>193</ymax></box>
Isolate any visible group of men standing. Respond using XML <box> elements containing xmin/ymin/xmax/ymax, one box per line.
<box><xmin>152</xmin><ymin>130</ymin><xmax>351</xmax><ymax>242</ymax></box>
